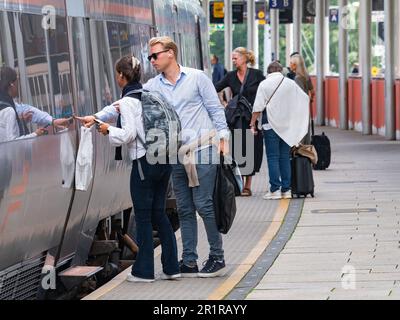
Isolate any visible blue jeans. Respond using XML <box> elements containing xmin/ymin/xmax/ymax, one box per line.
<box><xmin>130</xmin><ymin>157</ymin><xmax>179</xmax><ymax>279</ymax></box>
<box><xmin>172</xmin><ymin>146</ymin><xmax>224</xmax><ymax>265</ymax></box>
<box><xmin>264</xmin><ymin>129</ymin><xmax>291</xmax><ymax>193</ymax></box>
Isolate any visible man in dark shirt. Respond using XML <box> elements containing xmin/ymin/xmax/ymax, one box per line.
<box><xmin>211</xmin><ymin>55</ymin><xmax>226</xmax><ymax>85</ymax></box>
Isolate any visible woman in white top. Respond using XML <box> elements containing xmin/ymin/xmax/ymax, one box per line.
<box><xmin>0</xmin><ymin>67</ymin><xmax>46</xmax><ymax>143</ymax></box>
<box><xmin>76</xmin><ymin>55</ymin><xmax>180</xmax><ymax>282</ymax></box>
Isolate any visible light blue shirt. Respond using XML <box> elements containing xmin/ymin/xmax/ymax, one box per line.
<box><xmin>96</xmin><ymin>66</ymin><xmax>229</xmax><ymax>146</ymax></box>
<box><xmin>15</xmin><ymin>103</ymin><xmax>53</xmax><ymax>126</ymax></box>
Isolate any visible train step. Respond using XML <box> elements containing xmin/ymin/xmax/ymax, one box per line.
<box><xmin>59</xmin><ymin>266</ymin><xmax>103</xmax><ymax>290</ymax></box>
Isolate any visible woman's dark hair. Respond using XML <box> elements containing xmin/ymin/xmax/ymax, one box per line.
<box><xmin>0</xmin><ymin>67</ymin><xmax>17</xmax><ymax>94</ymax></box>
<box><xmin>115</xmin><ymin>55</ymin><xmax>141</xmax><ymax>83</ymax></box>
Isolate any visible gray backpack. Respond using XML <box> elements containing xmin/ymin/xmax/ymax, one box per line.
<box><xmin>126</xmin><ymin>90</ymin><xmax>182</xmax><ymax>160</ymax></box>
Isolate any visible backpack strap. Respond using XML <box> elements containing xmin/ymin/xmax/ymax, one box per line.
<box><xmin>122</xmin><ymin>90</ymin><xmax>146</xmax><ymax>181</ymax></box>
<box><xmin>0</xmin><ymin>101</ymin><xmax>12</xmax><ymax>111</ymax></box>
<box><xmin>124</xmin><ymin>89</ymin><xmax>149</xmax><ymax>97</ymax></box>
<box><xmin>123</xmin><ymin>90</ymin><xmax>147</xmax><ymax>146</ymax></box>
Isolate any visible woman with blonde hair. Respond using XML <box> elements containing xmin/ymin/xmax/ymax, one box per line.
<box><xmin>289</xmin><ymin>54</ymin><xmax>313</xmax><ymax>95</ymax></box>
<box><xmin>215</xmin><ymin>47</ymin><xmax>265</xmax><ymax>197</ymax></box>
<box><xmin>289</xmin><ymin>54</ymin><xmax>315</xmax><ymax>144</ymax></box>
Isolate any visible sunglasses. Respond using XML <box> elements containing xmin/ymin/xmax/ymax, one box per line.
<box><xmin>147</xmin><ymin>49</ymin><xmax>170</xmax><ymax>62</ymax></box>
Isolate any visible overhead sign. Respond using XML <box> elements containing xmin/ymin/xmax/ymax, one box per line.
<box><xmin>256</xmin><ymin>1</ymin><xmax>266</xmax><ymax>20</ymax></box>
<box><xmin>232</xmin><ymin>3</ymin><xmax>244</xmax><ymax>24</ymax></box>
<box><xmin>279</xmin><ymin>8</ymin><xmax>293</xmax><ymax>24</ymax></box>
<box><xmin>372</xmin><ymin>0</ymin><xmax>384</xmax><ymax>11</ymax></box>
<box><xmin>210</xmin><ymin>2</ymin><xmax>224</xmax><ymax>24</ymax></box>
<box><xmin>269</xmin><ymin>0</ymin><xmax>293</xmax><ymax>10</ymax></box>
<box><xmin>209</xmin><ymin>1</ymin><xmax>244</xmax><ymax>24</ymax></box>
<box><xmin>329</xmin><ymin>8</ymin><xmax>339</xmax><ymax>24</ymax></box>
<box><xmin>303</xmin><ymin>0</ymin><xmax>315</xmax><ymax>23</ymax></box>
<box><xmin>213</xmin><ymin>2</ymin><xmax>224</xmax><ymax>18</ymax></box>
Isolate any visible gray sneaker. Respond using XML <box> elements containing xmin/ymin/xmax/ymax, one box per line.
<box><xmin>263</xmin><ymin>190</ymin><xmax>282</xmax><ymax>200</ymax></box>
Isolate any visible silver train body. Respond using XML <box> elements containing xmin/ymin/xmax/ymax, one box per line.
<box><xmin>0</xmin><ymin>0</ymin><xmax>209</xmax><ymax>300</ymax></box>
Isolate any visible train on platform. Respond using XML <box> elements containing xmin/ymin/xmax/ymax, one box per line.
<box><xmin>0</xmin><ymin>0</ymin><xmax>209</xmax><ymax>300</ymax></box>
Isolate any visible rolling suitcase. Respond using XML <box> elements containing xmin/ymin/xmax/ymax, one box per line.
<box><xmin>291</xmin><ymin>154</ymin><xmax>315</xmax><ymax>198</ymax></box>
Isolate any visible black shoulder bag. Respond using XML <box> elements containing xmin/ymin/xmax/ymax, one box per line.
<box><xmin>225</xmin><ymin>70</ymin><xmax>253</xmax><ymax>129</ymax></box>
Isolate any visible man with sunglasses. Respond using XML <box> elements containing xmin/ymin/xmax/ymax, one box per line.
<box><xmin>144</xmin><ymin>36</ymin><xmax>230</xmax><ymax>278</ymax></box>
<box><xmin>79</xmin><ymin>36</ymin><xmax>230</xmax><ymax>279</ymax></box>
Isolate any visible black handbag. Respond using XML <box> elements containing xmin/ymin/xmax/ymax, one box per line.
<box><xmin>213</xmin><ymin>154</ymin><xmax>237</xmax><ymax>234</ymax></box>
<box><xmin>225</xmin><ymin>70</ymin><xmax>252</xmax><ymax>129</ymax></box>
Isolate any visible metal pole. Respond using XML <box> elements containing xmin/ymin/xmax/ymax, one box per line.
<box><xmin>270</xmin><ymin>8</ymin><xmax>279</xmax><ymax>61</ymax></box>
<box><xmin>384</xmin><ymin>0</ymin><xmax>395</xmax><ymax>140</ymax></box>
<box><xmin>360</xmin><ymin>0</ymin><xmax>372</xmax><ymax>135</ymax></box>
<box><xmin>247</xmin><ymin>0</ymin><xmax>255</xmax><ymax>52</ymax></box>
<box><xmin>397</xmin><ymin>0</ymin><xmax>400</xmax><ymax>140</ymax></box>
<box><xmin>264</xmin><ymin>22</ymin><xmax>272</xmax><ymax>74</ymax></box>
<box><xmin>315</xmin><ymin>0</ymin><xmax>325</xmax><ymax>126</ymax></box>
<box><xmin>202</xmin><ymin>0</ymin><xmax>210</xmax><ymax>41</ymax></box>
<box><xmin>339</xmin><ymin>0</ymin><xmax>348</xmax><ymax>130</ymax></box>
<box><xmin>286</xmin><ymin>24</ymin><xmax>293</xmax><ymax>65</ymax></box>
<box><xmin>224</xmin><ymin>0</ymin><xmax>233</xmax><ymax>70</ymax></box>
<box><xmin>293</xmin><ymin>0</ymin><xmax>302</xmax><ymax>53</ymax></box>
<box><xmin>254</xmin><ymin>19</ymin><xmax>259</xmax><ymax>68</ymax></box>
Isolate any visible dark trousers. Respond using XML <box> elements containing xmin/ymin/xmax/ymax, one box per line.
<box><xmin>130</xmin><ymin>157</ymin><xmax>179</xmax><ymax>279</ymax></box>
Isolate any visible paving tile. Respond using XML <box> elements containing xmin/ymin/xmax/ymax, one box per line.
<box><xmin>247</xmin><ymin>289</ymin><xmax>331</xmax><ymax>300</ymax></box>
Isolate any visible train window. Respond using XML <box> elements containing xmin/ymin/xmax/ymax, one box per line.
<box><xmin>20</xmin><ymin>14</ymin><xmax>72</xmax><ymax>118</ymax></box>
<box><xmin>69</xmin><ymin>18</ymin><xmax>95</xmax><ymax>117</ymax></box>
<box><xmin>119</xmin><ymin>24</ymin><xmax>131</xmax><ymax>58</ymax></box>
<box><xmin>91</xmin><ymin>21</ymin><xmax>118</xmax><ymax>109</ymax></box>
<box><xmin>0</xmin><ymin>13</ymin><xmax>17</xmax><ymax>67</ymax></box>
<box><xmin>178</xmin><ymin>33</ymin><xmax>186</xmax><ymax>67</ymax></box>
<box><xmin>47</xmin><ymin>17</ymin><xmax>73</xmax><ymax>118</ymax></box>
<box><xmin>135</xmin><ymin>24</ymin><xmax>156</xmax><ymax>81</ymax></box>
<box><xmin>107</xmin><ymin>22</ymin><xmax>123</xmax><ymax>68</ymax></box>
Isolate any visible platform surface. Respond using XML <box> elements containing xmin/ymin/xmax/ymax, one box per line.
<box><xmin>84</xmin><ymin>127</ymin><xmax>400</xmax><ymax>301</ymax></box>
<box><xmin>248</xmin><ymin>127</ymin><xmax>400</xmax><ymax>300</ymax></box>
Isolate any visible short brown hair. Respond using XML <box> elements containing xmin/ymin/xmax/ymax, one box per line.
<box><xmin>267</xmin><ymin>61</ymin><xmax>283</xmax><ymax>74</ymax></box>
<box><xmin>115</xmin><ymin>55</ymin><xmax>141</xmax><ymax>83</ymax></box>
<box><xmin>149</xmin><ymin>36</ymin><xmax>178</xmax><ymax>59</ymax></box>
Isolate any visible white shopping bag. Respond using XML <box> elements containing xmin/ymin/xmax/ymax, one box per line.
<box><xmin>75</xmin><ymin>126</ymin><xmax>94</xmax><ymax>191</ymax></box>
<box><xmin>60</xmin><ymin>129</ymin><xmax>75</xmax><ymax>189</ymax></box>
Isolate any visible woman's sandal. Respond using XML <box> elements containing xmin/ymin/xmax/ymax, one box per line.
<box><xmin>241</xmin><ymin>188</ymin><xmax>252</xmax><ymax>197</ymax></box>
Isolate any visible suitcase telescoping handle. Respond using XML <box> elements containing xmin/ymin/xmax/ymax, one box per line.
<box><xmin>309</xmin><ymin>96</ymin><xmax>315</xmax><ymax>137</ymax></box>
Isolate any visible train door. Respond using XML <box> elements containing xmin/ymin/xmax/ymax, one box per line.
<box><xmin>79</xmin><ymin>19</ymin><xmax>132</xmax><ymax>239</ymax></box>
<box><xmin>55</xmin><ymin>13</ymin><xmax>99</xmax><ymax>266</ymax></box>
